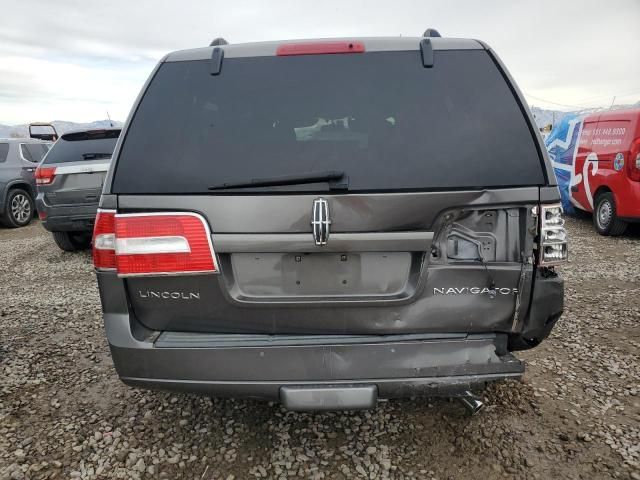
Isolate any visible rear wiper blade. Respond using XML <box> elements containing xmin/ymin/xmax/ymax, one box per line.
<box><xmin>209</xmin><ymin>170</ymin><xmax>347</xmax><ymax>190</ymax></box>
<box><xmin>82</xmin><ymin>153</ymin><xmax>112</xmax><ymax>160</ymax></box>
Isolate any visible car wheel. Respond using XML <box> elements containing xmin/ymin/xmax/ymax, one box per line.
<box><xmin>1</xmin><ymin>188</ymin><xmax>34</xmax><ymax>228</ymax></box>
<box><xmin>52</xmin><ymin>231</ymin><xmax>92</xmax><ymax>251</ymax></box>
<box><xmin>593</xmin><ymin>192</ymin><xmax>627</xmax><ymax>236</ymax></box>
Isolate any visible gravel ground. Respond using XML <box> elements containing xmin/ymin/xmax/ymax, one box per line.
<box><xmin>1</xmin><ymin>218</ymin><xmax>639</xmax><ymax>480</ymax></box>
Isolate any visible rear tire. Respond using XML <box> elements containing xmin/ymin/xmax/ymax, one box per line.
<box><xmin>1</xmin><ymin>188</ymin><xmax>34</xmax><ymax>228</ymax></box>
<box><xmin>52</xmin><ymin>231</ymin><xmax>92</xmax><ymax>251</ymax></box>
<box><xmin>593</xmin><ymin>192</ymin><xmax>627</xmax><ymax>236</ymax></box>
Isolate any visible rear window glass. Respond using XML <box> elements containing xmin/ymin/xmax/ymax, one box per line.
<box><xmin>0</xmin><ymin>143</ymin><xmax>8</xmax><ymax>163</ymax></box>
<box><xmin>43</xmin><ymin>130</ymin><xmax>120</xmax><ymax>165</ymax></box>
<box><xmin>20</xmin><ymin>143</ymin><xmax>49</xmax><ymax>163</ymax></box>
<box><xmin>113</xmin><ymin>50</ymin><xmax>544</xmax><ymax>193</ymax></box>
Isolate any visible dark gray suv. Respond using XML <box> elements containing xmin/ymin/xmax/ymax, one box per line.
<box><xmin>36</xmin><ymin>129</ymin><xmax>120</xmax><ymax>251</ymax></box>
<box><xmin>0</xmin><ymin>139</ymin><xmax>50</xmax><ymax>227</ymax></box>
<box><xmin>94</xmin><ymin>33</ymin><xmax>567</xmax><ymax>412</ymax></box>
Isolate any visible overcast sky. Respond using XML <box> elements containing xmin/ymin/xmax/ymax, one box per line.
<box><xmin>1</xmin><ymin>0</ymin><xmax>639</xmax><ymax>125</ymax></box>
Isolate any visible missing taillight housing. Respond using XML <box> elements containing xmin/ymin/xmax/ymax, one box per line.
<box><xmin>35</xmin><ymin>167</ymin><xmax>56</xmax><ymax>185</ymax></box>
<box><xmin>92</xmin><ymin>211</ymin><xmax>218</xmax><ymax>276</ymax></box>
<box><xmin>538</xmin><ymin>203</ymin><xmax>568</xmax><ymax>265</ymax></box>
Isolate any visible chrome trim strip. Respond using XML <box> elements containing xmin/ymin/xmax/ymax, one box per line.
<box><xmin>213</xmin><ymin>231</ymin><xmax>433</xmax><ymax>253</ymax></box>
<box><xmin>54</xmin><ymin>161</ymin><xmax>111</xmax><ymax>175</ymax></box>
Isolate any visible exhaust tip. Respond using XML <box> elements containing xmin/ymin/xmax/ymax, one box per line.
<box><xmin>458</xmin><ymin>391</ymin><xmax>485</xmax><ymax>416</ymax></box>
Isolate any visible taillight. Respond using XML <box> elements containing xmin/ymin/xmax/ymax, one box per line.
<box><xmin>35</xmin><ymin>167</ymin><xmax>56</xmax><ymax>185</ymax></box>
<box><xmin>92</xmin><ymin>211</ymin><xmax>218</xmax><ymax>276</ymax></box>
<box><xmin>538</xmin><ymin>204</ymin><xmax>568</xmax><ymax>265</ymax></box>
<box><xmin>93</xmin><ymin>209</ymin><xmax>116</xmax><ymax>270</ymax></box>
<box><xmin>627</xmin><ymin>138</ymin><xmax>640</xmax><ymax>182</ymax></box>
<box><xmin>276</xmin><ymin>41</ymin><xmax>365</xmax><ymax>56</ymax></box>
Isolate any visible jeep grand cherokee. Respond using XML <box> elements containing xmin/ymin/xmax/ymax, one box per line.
<box><xmin>94</xmin><ymin>32</ymin><xmax>566</xmax><ymax>411</ymax></box>
<box><xmin>36</xmin><ymin>128</ymin><xmax>120</xmax><ymax>251</ymax></box>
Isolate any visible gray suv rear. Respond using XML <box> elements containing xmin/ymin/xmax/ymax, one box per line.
<box><xmin>36</xmin><ymin>129</ymin><xmax>120</xmax><ymax>251</ymax></box>
<box><xmin>94</xmin><ymin>33</ymin><xmax>567</xmax><ymax>411</ymax></box>
<box><xmin>0</xmin><ymin>139</ymin><xmax>50</xmax><ymax>227</ymax></box>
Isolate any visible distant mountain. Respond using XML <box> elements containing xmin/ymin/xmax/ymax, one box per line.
<box><xmin>0</xmin><ymin>120</ymin><xmax>123</xmax><ymax>139</ymax></box>
<box><xmin>530</xmin><ymin>107</ymin><xmax>569</xmax><ymax>129</ymax></box>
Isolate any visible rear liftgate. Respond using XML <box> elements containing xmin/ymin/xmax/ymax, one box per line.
<box><xmin>95</xmin><ymin>199</ymin><xmax>547</xmax><ymax>412</ymax></box>
<box><xmin>97</xmin><ymin>34</ymin><xmax>567</xmax><ymax>410</ymax></box>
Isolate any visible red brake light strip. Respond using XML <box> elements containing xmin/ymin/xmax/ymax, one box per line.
<box><xmin>276</xmin><ymin>41</ymin><xmax>365</xmax><ymax>56</ymax></box>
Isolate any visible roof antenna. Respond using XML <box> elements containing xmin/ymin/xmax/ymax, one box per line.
<box><xmin>422</xmin><ymin>28</ymin><xmax>442</xmax><ymax>38</ymax></box>
<box><xmin>106</xmin><ymin>111</ymin><xmax>113</xmax><ymax>127</ymax></box>
<box><xmin>209</xmin><ymin>37</ymin><xmax>228</xmax><ymax>46</ymax></box>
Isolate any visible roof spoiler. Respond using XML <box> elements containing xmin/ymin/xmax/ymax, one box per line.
<box><xmin>420</xmin><ymin>28</ymin><xmax>441</xmax><ymax>68</ymax></box>
<box><xmin>28</xmin><ymin>122</ymin><xmax>58</xmax><ymax>141</ymax></box>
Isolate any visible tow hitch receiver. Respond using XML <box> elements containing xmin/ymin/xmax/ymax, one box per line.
<box><xmin>280</xmin><ymin>385</ymin><xmax>378</xmax><ymax>411</ymax></box>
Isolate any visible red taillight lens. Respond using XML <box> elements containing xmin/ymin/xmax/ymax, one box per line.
<box><xmin>114</xmin><ymin>213</ymin><xmax>217</xmax><ymax>277</ymax></box>
<box><xmin>627</xmin><ymin>138</ymin><xmax>640</xmax><ymax>182</ymax></box>
<box><xmin>93</xmin><ymin>210</ymin><xmax>116</xmax><ymax>270</ymax></box>
<box><xmin>35</xmin><ymin>167</ymin><xmax>56</xmax><ymax>185</ymax></box>
<box><xmin>92</xmin><ymin>211</ymin><xmax>217</xmax><ymax>276</ymax></box>
<box><xmin>276</xmin><ymin>41</ymin><xmax>365</xmax><ymax>56</ymax></box>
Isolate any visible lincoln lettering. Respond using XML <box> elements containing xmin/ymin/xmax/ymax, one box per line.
<box><xmin>138</xmin><ymin>290</ymin><xmax>201</xmax><ymax>300</ymax></box>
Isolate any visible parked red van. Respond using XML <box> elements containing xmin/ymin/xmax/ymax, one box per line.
<box><xmin>570</xmin><ymin>108</ymin><xmax>640</xmax><ymax>235</ymax></box>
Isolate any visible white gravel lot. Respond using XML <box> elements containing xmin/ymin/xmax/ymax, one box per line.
<box><xmin>1</xmin><ymin>218</ymin><xmax>639</xmax><ymax>480</ymax></box>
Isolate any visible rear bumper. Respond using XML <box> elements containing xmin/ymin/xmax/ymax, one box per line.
<box><xmin>97</xmin><ymin>271</ymin><xmax>566</xmax><ymax>408</ymax></box>
<box><xmin>107</xmin><ymin>327</ymin><xmax>524</xmax><ymax>403</ymax></box>
<box><xmin>36</xmin><ymin>199</ymin><xmax>98</xmax><ymax>232</ymax></box>
<box><xmin>121</xmin><ymin>372</ymin><xmax>522</xmax><ymax>409</ymax></box>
